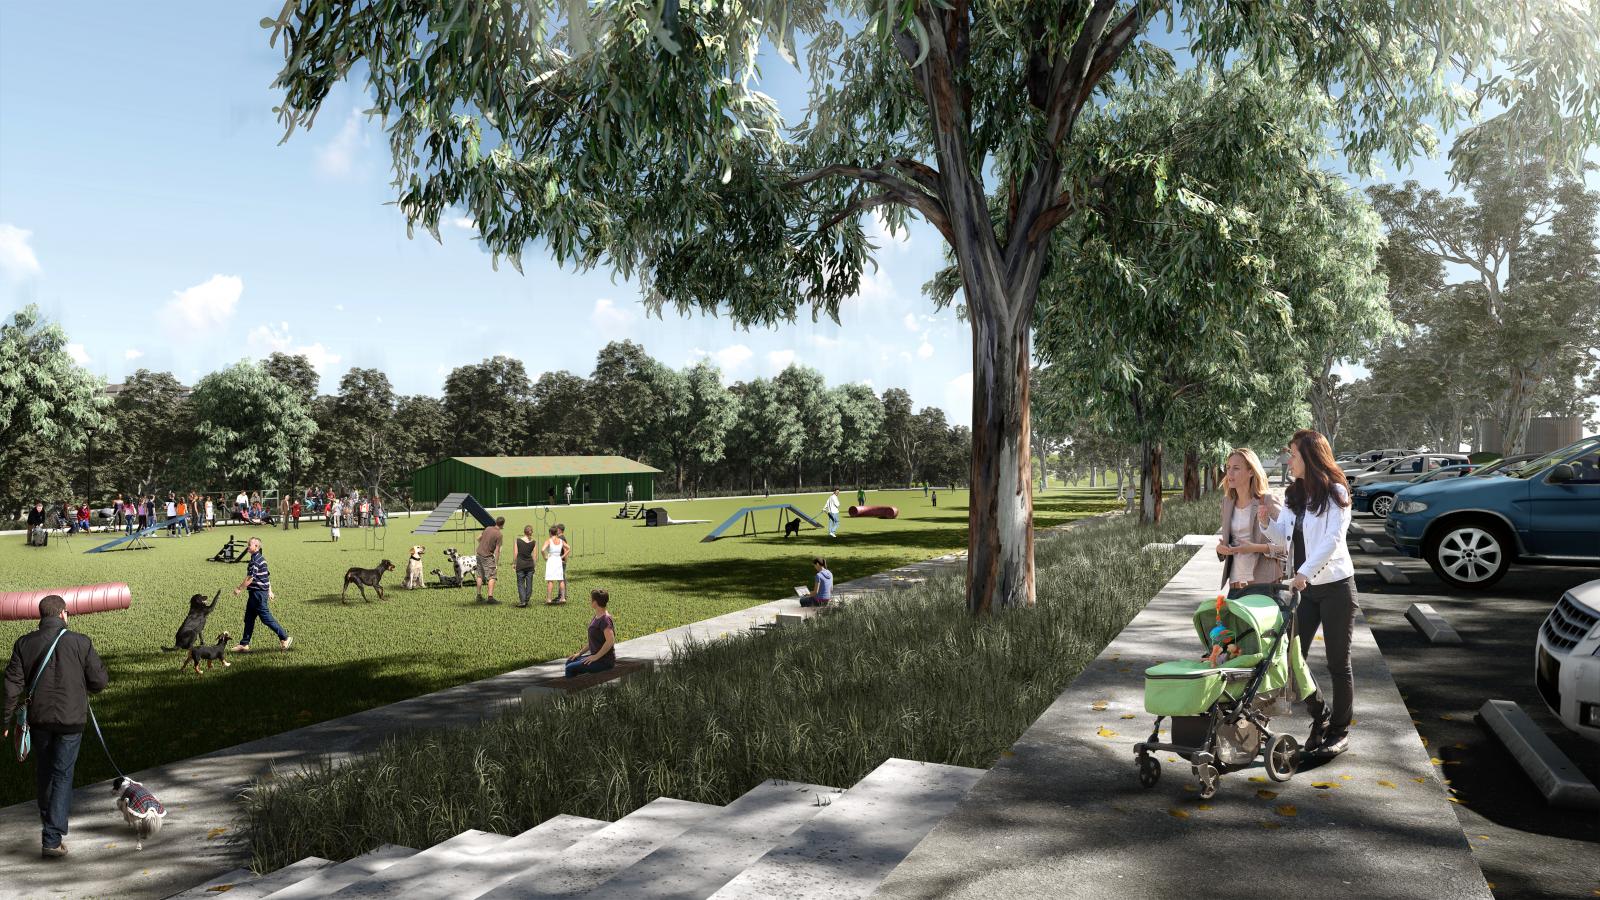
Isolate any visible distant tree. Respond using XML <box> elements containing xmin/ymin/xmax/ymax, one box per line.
<box><xmin>0</xmin><ymin>306</ymin><xmax>109</xmax><ymax>516</ymax></box>
<box><xmin>442</xmin><ymin>356</ymin><xmax>533</xmax><ymax>456</ymax></box>
<box><xmin>831</xmin><ymin>383</ymin><xmax>885</xmax><ymax>487</ymax></box>
<box><xmin>590</xmin><ymin>340</ymin><xmax>662</xmax><ymax>460</ymax></box>
<box><xmin>392</xmin><ymin>395</ymin><xmax>449</xmax><ymax>503</ymax></box>
<box><xmin>189</xmin><ymin>362</ymin><xmax>317</xmax><ymax>493</ymax></box>
<box><xmin>526</xmin><ymin>370</ymin><xmax>600</xmax><ymax>454</ymax></box>
<box><xmin>774</xmin><ymin>365</ymin><xmax>841</xmax><ymax>488</ymax></box>
<box><xmin>729</xmin><ymin>378</ymin><xmax>802</xmax><ymax>495</ymax></box>
<box><xmin>262</xmin><ymin>351</ymin><xmax>321</xmax><ymax>405</ymax></box>
<box><xmin>105</xmin><ymin>369</ymin><xmax>193</xmax><ymax>497</ymax></box>
<box><xmin>328</xmin><ymin>367</ymin><xmax>404</xmax><ymax>497</ymax></box>
<box><xmin>652</xmin><ymin>361</ymin><xmax>740</xmax><ymax>493</ymax></box>
<box><xmin>879</xmin><ymin>388</ymin><xmax>920</xmax><ymax>485</ymax></box>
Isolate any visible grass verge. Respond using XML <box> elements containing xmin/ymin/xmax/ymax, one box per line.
<box><xmin>240</xmin><ymin>501</ymin><xmax>1213</xmax><ymax>871</ymax></box>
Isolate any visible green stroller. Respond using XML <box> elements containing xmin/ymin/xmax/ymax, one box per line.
<box><xmin>1134</xmin><ymin>583</ymin><xmax>1317</xmax><ymax>798</ymax></box>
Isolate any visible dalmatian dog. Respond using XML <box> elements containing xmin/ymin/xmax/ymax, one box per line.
<box><xmin>435</xmin><ymin>547</ymin><xmax>479</xmax><ymax>588</ymax></box>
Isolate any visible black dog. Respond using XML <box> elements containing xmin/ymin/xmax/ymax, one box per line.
<box><xmin>342</xmin><ymin>560</ymin><xmax>396</xmax><ymax>603</ymax></box>
<box><xmin>163</xmin><ymin>591</ymin><xmax>220</xmax><ymax>652</ymax></box>
<box><xmin>784</xmin><ymin>518</ymin><xmax>802</xmax><ymax>538</ymax></box>
<box><xmin>182</xmin><ymin>632</ymin><xmax>231</xmax><ymax>675</ymax></box>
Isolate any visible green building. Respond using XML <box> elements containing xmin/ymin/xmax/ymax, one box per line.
<box><xmin>410</xmin><ymin>456</ymin><xmax>660</xmax><ymax>506</ymax></box>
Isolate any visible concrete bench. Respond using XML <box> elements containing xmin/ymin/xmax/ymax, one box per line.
<box><xmin>776</xmin><ymin>603</ymin><xmax>845</xmax><ymax>627</ymax></box>
<box><xmin>520</xmin><ymin>658</ymin><xmax>654</xmax><ymax>705</ymax></box>
<box><xmin>1478</xmin><ymin>700</ymin><xmax>1600</xmax><ymax>810</ymax></box>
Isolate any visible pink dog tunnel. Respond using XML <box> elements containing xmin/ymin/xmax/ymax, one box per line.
<box><xmin>847</xmin><ymin>505</ymin><xmax>899</xmax><ymax>519</ymax></box>
<box><xmin>0</xmin><ymin>583</ymin><xmax>132</xmax><ymax>621</ymax></box>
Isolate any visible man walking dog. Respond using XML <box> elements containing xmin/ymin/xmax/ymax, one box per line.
<box><xmin>232</xmin><ymin>537</ymin><xmax>292</xmax><ymax>652</ymax></box>
<box><xmin>4</xmin><ymin>595</ymin><xmax>110</xmax><ymax>858</ymax></box>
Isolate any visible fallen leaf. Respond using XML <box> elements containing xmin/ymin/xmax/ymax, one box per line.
<box><xmin>1260</xmin><ymin>821</ymin><xmax>1281</xmax><ymax>830</ymax></box>
<box><xmin>206</xmin><ymin>827</ymin><xmax>228</xmax><ymax>840</ymax></box>
<box><xmin>1377</xmin><ymin>780</ymin><xmax>1397</xmax><ymax>789</ymax></box>
<box><xmin>1412</xmin><ymin>720</ymin><xmax>1423</xmax><ymax>726</ymax></box>
<box><xmin>1168</xmin><ymin>756</ymin><xmax>1180</xmax><ymax>763</ymax></box>
<box><xmin>1440</xmin><ymin>713</ymin><xmax>1454</xmax><ymax>721</ymax></box>
<box><xmin>1453</xmin><ymin>742</ymin><xmax>1467</xmax><ymax>750</ymax></box>
<box><xmin>999</xmin><ymin>750</ymin><xmax>1016</xmax><ymax>758</ymax></box>
<box><xmin>1339</xmin><ymin>775</ymin><xmax>1353</xmax><ymax>781</ymax></box>
<box><xmin>1168</xmin><ymin>808</ymin><xmax>1190</xmax><ymax>819</ymax></box>
<box><xmin>1275</xmin><ymin>804</ymin><xmax>1298</xmax><ymax>817</ymax></box>
<box><xmin>1412</xmin><ymin>776</ymin><xmax>1427</xmax><ymax>783</ymax></box>
<box><xmin>1120</xmin><ymin>714</ymin><xmax>1136</xmax><ymax>720</ymax></box>
<box><xmin>1311</xmin><ymin>782</ymin><xmax>1339</xmax><ymax>790</ymax></box>
<box><xmin>1196</xmin><ymin>803</ymin><xmax>1213</xmax><ymax>811</ymax></box>
<box><xmin>1183</xmin><ymin>784</ymin><xmax>1197</xmax><ymax>792</ymax></box>
<box><xmin>1349</xmin><ymin>719</ymin><xmax>1358</xmax><ymax>725</ymax></box>
<box><xmin>1091</xmin><ymin>700</ymin><xmax>1109</xmax><ymax>711</ymax></box>
<box><xmin>206</xmin><ymin>885</ymin><xmax>235</xmax><ymax>893</ymax></box>
<box><xmin>1096</xmin><ymin>726</ymin><xmax>1118</xmax><ymax>738</ymax></box>
<box><xmin>1429</xmin><ymin>757</ymin><xmax>1445</xmax><ymax>766</ymax></box>
<box><xmin>1256</xmin><ymin>789</ymin><xmax>1279</xmax><ymax>800</ymax></box>
<box><xmin>1248</xmin><ymin>776</ymin><xmax>1267</xmax><ymax>784</ymax></box>
<box><xmin>1421</xmin><ymin>737</ymin><xmax>1430</xmax><ymax>747</ymax></box>
<box><xmin>1447</xmin><ymin>797</ymin><xmax>1464</xmax><ymax>804</ymax></box>
<box><xmin>1476</xmin><ymin>834</ymin><xmax>1489</xmax><ymax>840</ymax></box>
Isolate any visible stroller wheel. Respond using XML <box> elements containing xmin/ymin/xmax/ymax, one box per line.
<box><xmin>1137</xmin><ymin>754</ymin><xmax>1161</xmax><ymax>788</ymax></box>
<box><xmin>1265</xmin><ymin>733</ymin><xmax>1300</xmax><ymax>782</ymax></box>
<box><xmin>1195</xmin><ymin>764</ymin><xmax>1219</xmax><ymax>800</ymax></box>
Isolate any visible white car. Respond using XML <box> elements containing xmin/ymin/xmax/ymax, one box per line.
<box><xmin>1536</xmin><ymin>579</ymin><xmax>1600</xmax><ymax>744</ymax></box>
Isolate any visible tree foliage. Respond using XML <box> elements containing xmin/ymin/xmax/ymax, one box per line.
<box><xmin>0</xmin><ymin>306</ymin><xmax>109</xmax><ymax>516</ymax></box>
<box><xmin>188</xmin><ymin>362</ymin><xmax>318</xmax><ymax>491</ymax></box>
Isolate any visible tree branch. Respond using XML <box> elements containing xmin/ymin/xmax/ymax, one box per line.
<box><xmin>817</xmin><ymin>193</ymin><xmax>894</xmax><ymax>234</ymax></box>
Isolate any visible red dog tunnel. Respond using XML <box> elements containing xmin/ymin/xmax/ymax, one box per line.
<box><xmin>0</xmin><ymin>583</ymin><xmax>132</xmax><ymax>622</ymax></box>
<box><xmin>847</xmin><ymin>505</ymin><xmax>900</xmax><ymax>519</ymax></box>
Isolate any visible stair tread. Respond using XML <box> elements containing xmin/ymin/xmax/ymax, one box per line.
<box><xmin>583</xmin><ymin>780</ymin><xmax>838</xmax><ymax>900</ymax></box>
<box><xmin>260</xmin><ymin>844</ymin><xmax>417</xmax><ymax>900</ymax></box>
<box><xmin>164</xmin><ymin>867</ymin><xmax>256</xmax><ymax>900</ymax></box>
<box><xmin>710</xmin><ymin>758</ymin><xmax>985</xmax><ymax>900</ymax></box>
<box><xmin>481</xmin><ymin>798</ymin><xmax>721</xmax><ymax>900</ymax></box>
<box><xmin>169</xmin><ymin>857</ymin><xmax>330</xmax><ymax>900</ymax></box>
<box><xmin>326</xmin><ymin>830</ymin><xmax>510</xmax><ymax>899</ymax></box>
<box><xmin>396</xmin><ymin>814</ymin><xmax>611</xmax><ymax>900</ymax></box>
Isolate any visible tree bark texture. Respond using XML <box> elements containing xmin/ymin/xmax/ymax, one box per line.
<box><xmin>1182</xmin><ymin>449</ymin><xmax>1199</xmax><ymax>501</ymax></box>
<box><xmin>1140</xmin><ymin>439</ymin><xmax>1164</xmax><ymax>525</ymax></box>
<box><xmin>966</xmin><ymin>311</ymin><xmax>1035</xmax><ymax>613</ymax></box>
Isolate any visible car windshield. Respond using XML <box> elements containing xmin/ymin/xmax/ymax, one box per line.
<box><xmin>1502</xmin><ymin>437</ymin><xmax>1600</xmax><ymax>479</ymax></box>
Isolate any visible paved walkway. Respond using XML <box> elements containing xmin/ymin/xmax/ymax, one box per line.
<box><xmin>877</xmin><ymin>535</ymin><xmax>1491</xmax><ymax>900</ymax></box>
<box><xmin>0</xmin><ymin>513</ymin><xmax>1113</xmax><ymax>900</ymax></box>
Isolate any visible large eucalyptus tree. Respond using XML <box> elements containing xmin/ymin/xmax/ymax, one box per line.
<box><xmin>267</xmin><ymin>0</ymin><xmax>1600</xmax><ymax>612</ymax></box>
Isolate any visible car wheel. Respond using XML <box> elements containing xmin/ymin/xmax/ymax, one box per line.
<box><xmin>1371</xmin><ymin>495</ymin><xmax>1394</xmax><ymax>519</ymax></box>
<box><xmin>1424</xmin><ymin>520</ymin><xmax>1511</xmax><ymax>589</ymax></box>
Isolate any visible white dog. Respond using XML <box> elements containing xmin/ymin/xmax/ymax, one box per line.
<box><xmin>112</xmin><ymin>777</ymin><xmax>166</xmax><ymax>850</ymax></box>
<box><xmin>440</xmin><ymin>547</ymin><xmax>478</xmax><ymax>586</ymax></box>
<box><xmin>404</xmin><ymin>545</ymin><xmax>426</xmax><ymax>589</ymax></box>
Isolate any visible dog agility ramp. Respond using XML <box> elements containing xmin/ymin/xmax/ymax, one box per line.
<box><xmin>84</xmin><ymin>521</ymin><xmax>165</xmax><ymax>553</ymax></box>
<box><xmin>413</xmin><ymin>493</ymin><xmax>496</xmax><ymax>534</ymax></box>
<box><xmin>702</xmin><ymin>504</ymin><xmax>824</xmax><ymax>542</ymax></box>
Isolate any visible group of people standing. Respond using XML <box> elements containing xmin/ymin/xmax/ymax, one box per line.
<box><xmin>473</xmin><ymin>517</ymin><xmax>572</xmax><ymax>608</ymax></box>
<box><xmin>1216</xmin><ymin>428</ymin><xmax>1357</xmax><ymax>759</ymax></box>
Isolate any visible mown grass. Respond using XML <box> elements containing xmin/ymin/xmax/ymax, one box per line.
<box><xmin>240</xmin><ymin>500</ymin><xmax>1213</xmax><ymax>871</ymax></box>
<box><xmin>0</xmin><ymin>487</ymin><xmax>1118</xmax><ymax>806</ymax></box>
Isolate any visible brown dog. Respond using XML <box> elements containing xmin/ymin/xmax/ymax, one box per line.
<box><xmin>342</xmin><ymin>560</ymin><xmax>396</xmax><ymax>602</ymax></box>
<box><xmin>183</xmin><ymin>633</ymin><xmax>231</xmax><ymax>675</ymax></box>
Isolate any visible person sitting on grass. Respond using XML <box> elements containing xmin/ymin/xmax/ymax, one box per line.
<box><xmin>565</xmin><ymin>589</ymin><xmax>616</xmax><ymax>678</ymax></box>
<box><xmin>803</xmin><ymin>557</ymin><xmax>833</xmax><ymax>607</ymax></box>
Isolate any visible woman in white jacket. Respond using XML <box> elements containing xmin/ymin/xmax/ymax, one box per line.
<box><xmin>1258</xmin><ymin>429</ymin><xmax>1357</xmax><ymax>758</ymax></box>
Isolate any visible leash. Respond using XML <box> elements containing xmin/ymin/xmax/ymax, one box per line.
<box><xmin>87</xmin><ymin>704</ymin><xmax>128</xmax><ymax>780</ymax></box>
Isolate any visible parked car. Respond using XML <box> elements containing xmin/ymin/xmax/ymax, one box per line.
<box><xmin>1352</xmin><ymin>464</ymin><xmax>1476</xmax><ymax>519</ymax></box>
<box><xmin>1470</xmin><ymin>453</ymin><xmax>1540</xmax><ymax>477</ymax></box>
<box><xmin>1352</xmin><ymin>453</ymin><xmax>1472</xmax><ymax>487</ymax></box>
<box><xmin>1535</xmin><ymin>579</ymin><xmax>1600</xmax><ymax>744</ymax></box>
<box><xmin>1385</xmin><ymin>436</ymin><xmax>1600</xmax><ymax>588</ymax></box>
<box><xmin>1340</xmin><ymin>448</ymin><xmax>1417</xmax><ymax>474</ymax></box>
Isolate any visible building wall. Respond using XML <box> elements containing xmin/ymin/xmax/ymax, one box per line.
<box><xmin>412</xmin><ymin>460</ymin><xmax>655</xmax><ymax>506</ymax></box>
<box><xmin>1483</xmin><ymin>416</ymin><xmax>1587</xmax><ymax>456</ymax></box>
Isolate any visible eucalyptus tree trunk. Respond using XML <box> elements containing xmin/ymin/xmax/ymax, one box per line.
<box><xmin>966</xmin><ymin>301</ymin><xmax>1036</xmax><ymax>613</ymax></box>
<box><xmin>1182</xmin><ymin>450</ymin><xmax>1200</xmax><ymax>501</ymax></box>
<box><xmin>1139</xmin><ymin>439</ymin><xmax>1164</xmax><ymax>525</ymax></box>
<box><xmin>1501</xmin><ymin>363</ymin><xmax>1543</xmax><ymax>456</ymax></box>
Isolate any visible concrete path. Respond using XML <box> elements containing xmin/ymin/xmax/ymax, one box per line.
<box><xmin>876</xmin><ymin>536</ymin><xmax>1492</xmax><ymax>900</ymax></box>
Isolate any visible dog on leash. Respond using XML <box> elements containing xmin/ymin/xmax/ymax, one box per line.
<box><xmin>403</xmin><ymin>546</ymin><xmax>426</xmax><ymax>589</ymax></box>
<box><xmin>111</xmin><ymin>777</ymin><xmax>166</xmax><ymax>850</ymax></box>
<box><xmin>783</xmin><ymin>518</ymin><xmax>802</xmax><ymax>538</ymax></box>
<box><xmin>182</xmin><ymin>633</ymin><xmax>231</xmax><ymax>674</ymax></box>
<box><xmin>342</xmin><ymin>560</ymin><xmax>396</xmax><ymax>602</ymax></box>
<box><xmin>162</xmin><ymin>591</ymin><xmax>220</xmax><ymax>652</ymax></box>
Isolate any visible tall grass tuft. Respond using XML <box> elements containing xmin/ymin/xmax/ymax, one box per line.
<box><xmin>240</xmin><ymin>502</ymin><xmax>1215</xmax><ymax>870</ymax></box>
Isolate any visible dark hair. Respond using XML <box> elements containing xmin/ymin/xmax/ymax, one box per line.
<box><xmin>813</xmin><ymin>557</ymin><xmax>827</xmax><ymax>568</ymax></box>
<box><xmin>1285</xmin><ymin>429</ymin><xmax>1350</xmax><ymax>516</ymax></box>
<box><xmin>549</xmin><ymin>525</ymin><xmax>559</xmax><ymax>536</ymax></box>
<box><xmin>494</xmin><ymin>516</ymin><xmax>506</xmax><ymax>527</ymax></box>
<box><xmin>39</xmin><ymin>595</ymin><xmax>66</xmax><ymax>618</ymax></box>
<box><xmin>591</xmin><ymin>588</ymin><xmax>609</xmax><ymax>608</ymax></box>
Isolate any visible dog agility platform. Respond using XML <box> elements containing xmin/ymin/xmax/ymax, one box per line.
<box><xmin>701</xmin><ymin>504</ymin><xmax>824</xmax><ymax>542</ymax></box>
<box><xmin>644</xmin><ymin>507</ymin><xmax>711</xmax><ymax>527</ymax></box>
<box><xmin>413</xmin><ymin>492</ymin><xmax>496</xmax><ymax>534</ymax></box>
<box><xmin>84</xmin><ymin>521</ymin><xmax>165</xmax><ymax>553</ymax></box>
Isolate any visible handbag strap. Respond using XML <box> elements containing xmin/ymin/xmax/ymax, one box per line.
<box><xmin>25</xmin><ymin>630</ymin><xmax>67</xmax><ymax>702</ymax></box>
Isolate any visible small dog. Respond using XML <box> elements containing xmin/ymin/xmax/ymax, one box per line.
<box><xmin>111</xmin><ymin>777</ymin><xmax>166</xmax><ymax>850</ymax></box>
<box><xmin>783</xmin><ymin>518</ymin><xmax>802</xmax><ymax>538</ymax></box>
<box><xmin>182</xmin><ymin>633</ymin><xmax>231</xmax><ymax>675</ymax></box>
<box><xmin>342</xmin><ymin>560</ymin><xmax>397</xmax><ymax>603</ymax></box>
<box><xmin>403</xmin><ymin>546</ymin><xmax>426</xmax><ymax>589</ymax></box>
<box><xmin>163</xmin><ymin>591</ymin><xmax>220</xmax><ymax>652</ymax></box>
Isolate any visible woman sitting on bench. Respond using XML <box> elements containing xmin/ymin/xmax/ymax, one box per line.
<box><xmin>565</xmin><ymin>589</ymin><xmax>616</xmax><ymax>678</ymax></box>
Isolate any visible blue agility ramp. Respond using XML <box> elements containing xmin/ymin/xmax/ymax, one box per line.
<box><xmin>701</xmin><ymin>504</ymin><xmax>824</xmax><ymax>542</ymax></box>
<box><xmin>85</xmin><ymin>521</ymin><xmax>164</xmax><ymax>553</ymax></box>
<box><xmin>413</xmin><ymin>492</ymin><xmax>496</xmax><ymax>534</ymax></box>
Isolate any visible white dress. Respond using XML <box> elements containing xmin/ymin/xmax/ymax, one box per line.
<box><xmin>544</xmin><ymin>539</ymin><xmax>566</xmax><ymax>581</ymax></box>
<box><xmin>1228</xmin><ymin>507</ymin><xmax>1260</xmax><ymax>583</ymax></box>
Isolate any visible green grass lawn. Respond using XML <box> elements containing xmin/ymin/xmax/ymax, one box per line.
<box><xmin>0</xmin><ymin>487</ymin><xmax>1120</xmax><ymax>806</ymax></box>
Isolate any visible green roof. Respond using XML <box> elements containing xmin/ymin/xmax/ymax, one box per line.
<box><xmin>447</xmin><ymin>456</ymin><xmax>662</xmax><ymax>477</ymax></box>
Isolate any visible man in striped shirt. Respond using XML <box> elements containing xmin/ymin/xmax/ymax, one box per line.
<box><xmin>231</xmin><ymin>537</ymin><xmax>292</xmax><ymax>652</ymax></box>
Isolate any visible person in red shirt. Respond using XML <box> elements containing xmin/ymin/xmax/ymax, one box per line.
<box><xmin>290</xmin><ymin>500</ymin><xmax>302</xmax><ymax>529</ymax></box>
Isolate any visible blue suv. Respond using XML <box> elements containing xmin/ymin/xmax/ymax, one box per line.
<box><xmin>1385</xmin><ymin>436</ymin><xmax>1600</xmax><ymax>588</ymax></box>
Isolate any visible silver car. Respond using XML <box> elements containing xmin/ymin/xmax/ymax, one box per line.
<box><xmin>1351</xmin><ymin>453</ymin><xmax>1471</xmax><ymax>487</ymax></box>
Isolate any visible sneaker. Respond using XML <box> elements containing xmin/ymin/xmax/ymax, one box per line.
<box><xmin>41</xmin><ymin>844</ymin><xmax>68</xmax><ymax>859</ymax></box>
<box><xmin>515</xmin><ymin>602</ymin><xmax>529</xmax><ymax>608</ymax></box>
<box><xmin>231</xmin><ymin>644</ymin><xmax>251</xmax><ymax>653</ymax></box>
<box><xmin>1306</xmin><ymin>716</ymin><xmax>1330</xmax><ymax>751</ymax></box>
<box><xmin>1314</xmin><ymin>734</ymin><xmax>1349</xmax><ymax>757</ymax></box>
<box><xmin>280</xmin><ymin>636</ymin><xmax>293</xmax><ymax>651</ymax></box>
<box><xmin>475</xmin><ymin>594</ymin><xmax>485</xmax><ymax>603</ymax></box>
<box><xmin>484</xmin><ymin>596</ymin><xmax>501</xmax><ymax>605</ymax></box>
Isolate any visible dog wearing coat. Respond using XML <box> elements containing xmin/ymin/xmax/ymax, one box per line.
<box><xmin>403</xmin><ymin>545</ymin><xmax>426</xmax><ymax>589</ymax></box>
<box><xmin>111</xmin><ymin>777</ymin><xmax>166</xmax><ymax>850</ymax></box>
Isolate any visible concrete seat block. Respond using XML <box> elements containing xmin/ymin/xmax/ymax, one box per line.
<box><xmin>1374</xmin><ymin>561</ymin><xmax>1411</xmax><ymax>585</ymax></box>
<box><xmin>1405</xmin><ymin>602</ymin><xmax>1462</xmax><ymax>644</ymax></box>
<box><xmin>1478</xmin><ymin>700</ymin><xmax>1600</xmax><ymax>810</ymax></box>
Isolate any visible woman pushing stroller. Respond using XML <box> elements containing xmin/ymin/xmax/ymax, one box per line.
<box><xmin>1258</xmin><ymin>429</ymin><xmax>1357</xmax><ymax>759</ymax></box>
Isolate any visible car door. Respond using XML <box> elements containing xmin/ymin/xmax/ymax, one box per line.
<box><xmin>1528</xmin><ymin>447</ymin><xmax>1600</xmax><ymax>558</ymax></box>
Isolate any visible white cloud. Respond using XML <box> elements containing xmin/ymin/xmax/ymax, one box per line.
<box><xmin>808</xmin><ymin>333</ymin><xmax>844</xmax><ymax>350</ymax></box>
<box><xmin>247</xmin><ymin>321</ymin><xmax>342</xmax><ymax>377</ymax></box>
<box><xmin>124</xmin><ymin>348</ymin><xmax>144</xmax><ymax>361</ymax></box>
<box><xmin>902</xmin><ymin>312</ymin><xmax>920</xmax><ymax>332</ymax></box>
<box><xmin>766</xmin><ymin>349</ymin><xmax>796</xmax><ymax>372</ymax></box>
<box><xmin>65</xmin><ymin>343</ymin><xmax>90</xmax><ymax>365</ymax></box>
<box><xmin>944</xmin><ymin>371</ymin><xmax>973</xmax><ymax>420</ymax></box>
<box><xmin>334</xmin><ymin>303</ymin><xmax>344</xmax><ymax>312</ymax></box>
<box><xmin>0</xmin><ymin>223</ymin><xmax>42</xmax><ymax>280</ymax></box>
<box><xmin>591</xmin><ymin>297</ymin><xmax>635</xmax><ymax>333</ymax></box>
<box><xmin>163</xmin><ymin>274</ymin><xmax>242</xmax><ymax>334</ymax></box>
<box><xmin>917</xmin><ymin>340</ymin><xmax>934</xmax><ymax>359</ymax></box>
<box><xmin>315</xmin><ymin>108</ymin><xmax>370</xmax><ymax>178</ymax></box>
<box><xmin>449</xmin><ymin>215</ymin><xmax>477</xmax><ymax>231</ymax></box>
<box><xmin>867</xmin><ymin>210</ymin><xmax>911</xmax><ymax>251</ymax></box>
<box><xmin>691</xmin><ymin>344</ymin><xmax>754</xmax><ymax>378</ymax></box>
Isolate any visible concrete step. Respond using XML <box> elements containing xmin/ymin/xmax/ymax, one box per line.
<box><xmin>204</xmin><ymin>857</ymin><xmax>332</xmax><ymax>900</ymax></box>
<box><xmin>583</xmin><ymin>779</ymin><xmax>836</xmax><ymax>900</ymax></box>
<box><xmin>397</xmin><ymin>814</ymin><xmax>609</xmax><ymax>900</ymax></box>
<box><xmin>165</xmin><ymin>868</ymin><xmax>256</xmax><ymax>899</ymax></box>
<box><xmin>260</xmin><ymin>844</ymin><xmax>417</xmax><ymax>899</ymax></box>
<box><xmin>327</xmin><ymin>829</ymin><xmax>511</xmax><ymax>899</ymax></box>
<box><xmin>481</xmin><ymin>798</ymin><xmax>721</xmax><ymax>899</ymax></box>
<box><xmin>710</xmin><ymin>759</ymin><xmax>985</xmax><ymax>900</ymax></box>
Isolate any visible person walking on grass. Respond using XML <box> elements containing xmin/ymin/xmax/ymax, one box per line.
<box><xmin>803</xmin><ymin>557</ymin><xmax>833</xmax><ymax>607</ymax></box>
<box><xmin>475</xmin><ymin>516</ymin><xmax>506</xmax><ymax>605</ymax></box>
<box><xmin>514</xmin><ymin>525</ymin><xmax>538</xmax><ymax>608</ymax></box>
<box><xmin>328</xmin><ymin>497</ymin><xmax>342</xmax><ymax>542</ymax></box>
<box><xmin>232</xmin><ymin>537</ymin><xmax>291</xmax><ymax>652</ymax></box>
<box><xmin>824</xmin><ymin>489</ymin><xmax>841</xmax><ymax>538</ymax></box>
<box><xmin>564</xmin><ymin>589</ymin><xmax>616</xmax><ymax>677</ymax></box>
<box><xmin>3</xmin><ymin>595</ymin><xmax>110</xmax><ymax>859</ymax></box>
<box><xmin>856</xmin><ymin>486</ymin><xmax>865</xmax><ymax>508</ymax></box>
<box><xmin>542</xmin><ymin>525</ymin><xmax>568</xmax><ymax>605</ymax></box>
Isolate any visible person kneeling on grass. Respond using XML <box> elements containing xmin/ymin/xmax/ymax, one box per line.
<box><xmin>802</xmin><ymin>557</ymin><xmax>833</xmax><ymax>607</ymax></box>
<box><xmin>565</xmin><ymin>589</ymin><xmax>616</xmax><ymax>678</ymax></box>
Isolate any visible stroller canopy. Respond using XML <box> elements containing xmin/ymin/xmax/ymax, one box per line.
<box><xmin>1190</xmin><ymin>591</ymin><xmax>1288</xmax><ymax>657</ymax></box>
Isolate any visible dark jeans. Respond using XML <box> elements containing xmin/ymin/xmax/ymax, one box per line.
<box><xmin>1296</xmin><ymin>576</ymin><xmax>1358</xmax><ymax>738</ymax></box>
<box><xmin>242</xmin><ymin>592</ymin><xmax>287</xmax><ymax>645</ymax></box>
<box><xmin>565</xmin><ymin>656</ymin><xmax>615</xmax><ymax>678</ymax></box>
<box><xmin>516</xmin><ymin>569</ymin><xmax>535</xmax><ymax>605</ymax></box>
<box><xmin>799</xmin><ymin>596</ymin><xmax>830</xmax><ymax>608</ymax></box>
<box><xmin>33</xmin><ymin>729</ymin><xmax>82</xmax><ymax>849</ymax></box>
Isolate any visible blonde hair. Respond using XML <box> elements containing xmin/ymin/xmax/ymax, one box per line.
<box><xmin>1224</xmin><ymin>448</ymin><xmax>1268</xmax><ymax>504</ymax></box>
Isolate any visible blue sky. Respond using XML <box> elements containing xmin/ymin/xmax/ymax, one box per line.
<box><xmin>0</xmin><ymin>5</ymin><xmax>1464</xmax><ymax>423</ymax></box>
